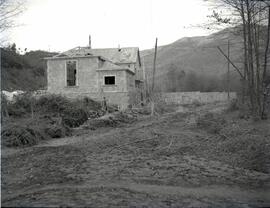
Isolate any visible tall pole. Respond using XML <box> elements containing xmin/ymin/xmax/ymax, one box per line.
<box><xmin>89</xmin><ymin>35</ymin><xmax>91</xmax><ymax>48</ymax></box>
<box><xmin>227</xmin><ymin>39</ymin><xmax>230</xmax><ymax>99</ymax></box>
<box><xmin>152</xmin><ymin>38</ymin><xmax>158</xmax><ymax>92</ymax></box>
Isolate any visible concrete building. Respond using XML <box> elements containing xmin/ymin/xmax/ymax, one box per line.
<box><xmin>45</xmin><ymin>46</ymin><xmax>145</xmax><ymax>109</ymax></box>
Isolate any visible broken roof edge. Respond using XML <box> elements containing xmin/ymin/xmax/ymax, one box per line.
<box><xmin>44</xmin><ymin>52</ymin><xmax>116</xmax><ymax>65</ymax></box>
<box><xmin>44</xmin><ymin>55</ymin><xmax>100</xmax><ymax>60</ymax></box>
<box><xmin>82</xmin><ymin>46</ymin><xmax>139</xmax><ymax>50</ymax></box>
<box><xmin>44</xmin><ymin>46</ymin><xmax>141</xmax><ymax>64</ymax></box>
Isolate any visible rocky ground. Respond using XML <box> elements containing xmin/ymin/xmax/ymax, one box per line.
<box><xmin>1</xmin><ymin>102</ymin><xmax>270</xmax><ymax>208</ymax></box>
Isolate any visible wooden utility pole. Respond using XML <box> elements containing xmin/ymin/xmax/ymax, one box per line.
<box><xmin>151</xmin><ymin>38</ymin><xmax>158</xmax><ymax>116</ymax></box>
<box><xmin>217</xmin><ymin>46</ymin><xmax>244</xmax><ymax>79</ymax></box>
<box><xmin>227</xmin><ymin>40</ymin><xmax>230</xmax><ymax>99</ymax></box>
<box><xmin>152</xmin><ymin>38</ymin><xmax>158</xmax><ymax>92</ymax></box>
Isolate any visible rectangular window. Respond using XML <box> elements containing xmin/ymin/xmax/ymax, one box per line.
<box><xmin>66</xmin><ymin>60</ymin><xmax>77</xmax><ymax>86</ymax></box>
<box><xmin>104</xmin><ymin>76</ymin><xmax>115</xmax><ymax>85</ymax></box>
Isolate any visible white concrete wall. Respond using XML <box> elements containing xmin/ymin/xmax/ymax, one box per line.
<box><xmin>46</xmin><ymin>57</ymin><xmax>141</xmax><ymax>109</ymax></box>
<box><xmin>47</xmin><ymin>57</ymin><xmax>99</xmax><ymax>93</ymax></box>
<box><xmin>162</xmin><ymin>92</ymin><xmax>237</xmax><ymax>104</ymax></box>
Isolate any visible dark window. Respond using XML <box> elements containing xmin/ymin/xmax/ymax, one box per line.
<box><xmin>104</xmin><ymin>76</ymin><xmax>115</xmax><ymax>85</ymax></box>
<box><xmin>66</xmin><ymin>60</ymin><xmax>77</xmax><ymax>86</ymax></box>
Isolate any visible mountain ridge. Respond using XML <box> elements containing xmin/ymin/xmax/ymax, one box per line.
<box><xmin>140</xmin><ymin>27</ymin><xmax>244</xmax><ymax>91</ymax></box>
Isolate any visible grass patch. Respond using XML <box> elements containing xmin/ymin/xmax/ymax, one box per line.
<box><xmin>196</xmin><ymin>110</ymin><xmax>270</xmax><ymax>173</ymax></box>
<box><xmin>218</xmin><ymin>135</ymin><xmax>270</xmax><ymax>173</ymax></box>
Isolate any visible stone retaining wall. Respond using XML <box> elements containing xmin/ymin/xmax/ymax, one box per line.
<box><xmin>162</xmin><ymin>92</ymin><xmax>237</xmax><ymax>104</ymax></box>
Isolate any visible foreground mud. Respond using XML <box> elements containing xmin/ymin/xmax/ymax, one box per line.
<box><xmin>2</xmin><ymin>103</ymin><xmax>270</xmax><ymax>207</ymax></box>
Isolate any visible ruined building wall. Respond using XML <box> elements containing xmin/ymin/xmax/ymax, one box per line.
<box><xmin>46</xmin><ymin>57</ymin><xmax>141</xmax><ymax>109</ymax></box>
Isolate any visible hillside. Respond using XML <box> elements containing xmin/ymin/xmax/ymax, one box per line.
<box><xmin>141</xmin><ymin>28</ymin><xmax>243</xmax><ymax>91</ymax></box>
<box><xmin>1</xmin><ymin>49</ymin><xmax>57</xmax><ymax>91</ymax></box>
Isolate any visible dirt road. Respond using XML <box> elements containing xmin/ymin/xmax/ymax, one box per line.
<box><xmin>2</xmin><ymin>103</ymin><xmax>270</xmax><ymax>207</ymax></box>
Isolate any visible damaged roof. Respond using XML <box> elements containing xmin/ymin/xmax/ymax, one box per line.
<box><xmin>53</xmin><ymin>47</ymin><xmax>139</xmax><ymax>64</ymax></box>
<box><xmin>97</xmin><ymin>59</ymin><xmax>134</xmax><ymax>74</ymax></box>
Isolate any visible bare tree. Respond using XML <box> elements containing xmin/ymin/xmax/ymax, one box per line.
<box><xmin>0</xmin><ymin>0</ymin><xmax>24</xmax><ymax>33</ymax></box>
<box><xmin>208</xmin><ymin>0</ymin><xmax>270</xmax><ymax>119</ymax></box>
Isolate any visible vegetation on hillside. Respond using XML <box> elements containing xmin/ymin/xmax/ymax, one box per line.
<box><xmin>1</xmin><ymin>45</ymin><xmax>57</xmax><ymax>91</ymax></box>
<box><xmin>161</xmin><ymin>64</ymin><xmax>241</xmax><ymax>92</ymax></box>
<box><xmin>142</xmin><ymin>28</ymin><xmax>244</xmax><ymax>92</ymax></box>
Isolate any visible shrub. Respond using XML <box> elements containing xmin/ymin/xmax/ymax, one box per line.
<box><xmin>35</xmin><ymin>94</ymin><xmax>70</xmax><ymax>113</ymax></box>
<box><xmin>5</xmin><ymin>94</ymin><xmax>104</xmax><ymax>130</ymax></box>
<box><xmin>36</xmin><ymin>95</ymin><xmax>104</xmax><ymax>124</ymax></box>
<box><xmin>227</xmin><ymin>98</ymin><xmax>239</xmax><ymax>112</ymax></box>
<box><xmin>45</xmin><ymin>124</ymin><xmax>71</xmax><ymax>138</ymax></box>
<box><xmin>1</xmin><ymin>116</ymin><xmax>72</xmax><ymax>147</ymax></box>
<box><xmin>82</xmin><ymin>96</ymin><xmax>102</xmax><ymax>111</ymax></box>
<box><xmin>7</xmin><ymin>106</ymin><xmax>27</xmax><ymax>117</ymax></box>
<box><xmin>238</xmin><ymin>103</ymin><xmax>251</xmax><ymax>119</ymax></box>
<box><xmin>62</xmin><ymin>107</ymin><xmax>89</xmax><ymax>128</ymax></box>
<box><xmin>6</xmin><ymin>93</ymin><xmax>33</xmax><ymax>117</ymax></box>
<box><xmin>1</xmin><ymin>125</ymin><xmax>47</xmax><ymax>147</ymax></box>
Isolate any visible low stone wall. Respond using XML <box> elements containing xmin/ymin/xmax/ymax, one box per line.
<box><xmin>162</xmin><ymin>92</ymin><xmax>237</xmax><ymax>105</ymax></box>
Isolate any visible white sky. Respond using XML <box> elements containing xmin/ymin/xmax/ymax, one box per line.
<box><xmin>5</xmin><ymin>0</ymin><xmax>213</xmax><ymax>52</ymax></box>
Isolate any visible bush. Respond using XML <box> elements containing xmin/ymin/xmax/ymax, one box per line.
<box><xmin>227</xmin><ymin>98</ymin><xmax>239</xmax><ymax>112</ymax></box>
<box><xmin>63</xmin><ymin>107</ymin><xmax>89</xmax><ymax>128</ymax></box>
<box><xmin>82</xmin><ymin>96</ymin><xmax>102</xmax><ymax>111</ymax></box>
<box><xmin>4</xmin><ymin>94</ymin><xmax>105</xmax><ymax>137</ymax></box>
<box><xmin>238</xmin><ymin>103</ymin><xmax>251</xmax><ymax>119</ymax></box>
<box><xmin>35</xmin><ymin>94</ymin><xmax>70</xmax><ymax>113</ymax></box>
<box><xmin>1</xmin><ymin>125</ymin><xmax>47</xmax><ymax>147</ymax></box>
<box><xmin>1</xmin><ymin>116</ymin><xmax>72</xmax><ymax>147</ymax></box>
<box><xmin>7</xmin><ymin>93</ymin><xmax>104</xmax><ymax>124</ymax></box>
<box><xmin>7</xmin><ymin>93</ymin><xmax>33</xmax><ymax>117</ymax></box>
<box><xmin>45</xmin><ymin>124</ymin><xmax>71</xmax><ymax>138</ymax></box>
<box><xmin>35</xmin><ymin>95</ymin><xmax>104</xmax><ymax>126</ymax></box>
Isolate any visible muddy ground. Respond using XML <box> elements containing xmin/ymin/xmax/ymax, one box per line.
<box><xmin>2</xmin><ymin>102</ymin><xmax>270</xmax><ymax>207</ymax></box>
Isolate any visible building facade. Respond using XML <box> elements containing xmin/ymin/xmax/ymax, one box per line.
<box><xmin>46</xmin><ymin>47</ymin><xmax>144</xmax><ymax>109</ymax></box>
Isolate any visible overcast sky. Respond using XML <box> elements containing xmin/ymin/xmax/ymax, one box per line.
<box><xmin>4</xmin><ymin>0</ymin><xmax>214</xmax><ymax>52</ymax></box>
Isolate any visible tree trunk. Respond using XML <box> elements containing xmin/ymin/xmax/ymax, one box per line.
<box><xmin>246</xmin><ymin>0</ymin><xmax>257</xmax><ymax>115</ymax></box>
<box><xmin>240</xmin><ymin>1</ymin><xmax>248</xmax><ymax>104</ymax></box>
<box><xmin>261</xmin><ymin>5</ymin><xmax>270</xmax><ymax>119</ymax></box>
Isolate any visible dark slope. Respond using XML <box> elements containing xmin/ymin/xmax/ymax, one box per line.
<box><xmin>1</xmin><ymin>49</ymin><xmax>57</xmax><ymax>91</ymax></box>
